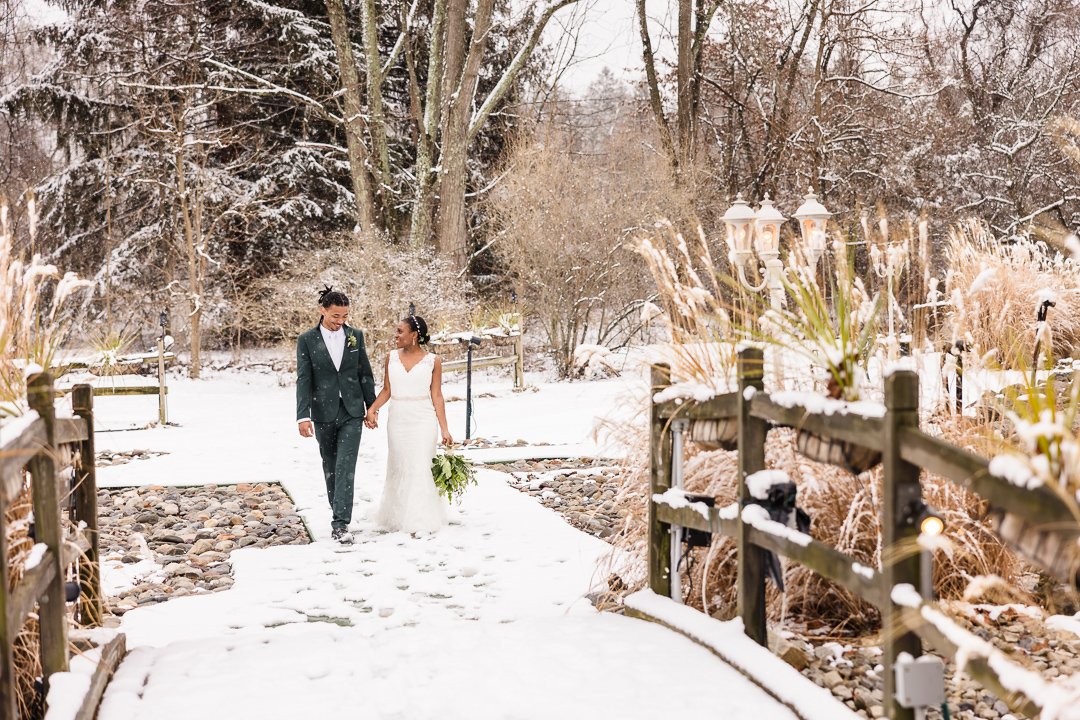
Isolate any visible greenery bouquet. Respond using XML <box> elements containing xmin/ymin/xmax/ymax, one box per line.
<box><xmin>431</xmin><ymin>451</ymin><xmax>477</xmax><ymax>504</ymax></box>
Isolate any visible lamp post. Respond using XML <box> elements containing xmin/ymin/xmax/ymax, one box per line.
<box><xmin>793</xmin><ymin>189</ymin><xmax>832</xmax><ymax>270</ymax></box>
<box><xmin>722</xmin><ymin>190</ymin><xmax>833</xmax><ymax>310</ymax></box>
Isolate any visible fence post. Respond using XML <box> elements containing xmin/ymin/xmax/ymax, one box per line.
<box><xmin>648</xmin><ymin>363</ymin><xmax>672</xmax><ymax>597</ymax></box>
<box><xmin>513</xmin><ymin>331</ymin><xmax>524</xmax><ymax>389</ymax></box>
<box><xmin>0</xmin><ymin>482</ymin><xmax>16</xmax><ymax>719</ymax></box>
<box><xmin>883</xmin><ymin>370</ymin><xmax>922</xmax><ymax>720</ymax></box>
<box><xmin>72</xmin><ymin>384</ymin><xmax>102</xmax><ymax>627</ymax></box>
<box><xmin>737</xmin><ymin>346</ymin><xmax>768</xmax><ymax>646</ymax></box>
<box><xmin>27</xmin><ymin>373</ymin><xmax>71</xmax><ymax>685</ymax></box>
<box><xmin>157</xmin><ymin>336</ymin><xmax>168</xmax><ymax>425</ymax></box>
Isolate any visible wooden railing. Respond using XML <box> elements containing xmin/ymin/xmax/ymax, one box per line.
<box><xmin>644</xmin><ymin>347</ymin><xmax>1079</xmax><ymax>720</ymax></box>
<box><xmin>438</xmin><ymin>332</ymin><xmax>525</xmax><ymax>389</ymax></box>
<box><xmin>0</xmin><ymin>375</ymin><xmax>123</xmax><ymax>720</ymax></box>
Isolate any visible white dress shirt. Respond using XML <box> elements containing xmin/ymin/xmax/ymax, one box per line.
<box><xmin>320</xmin><ymin>324</ymin><xmax>345</xmax><ymax>371</ymax></box>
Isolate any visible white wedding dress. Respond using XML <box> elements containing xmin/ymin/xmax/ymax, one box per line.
<box><xmin>373</xmin><ymin>350</ymin><xmax>449</xmax><ymax>533</ymax></box>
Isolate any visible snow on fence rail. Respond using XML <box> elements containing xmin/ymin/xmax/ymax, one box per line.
<box><xmin>0</xmin><ymin>375</ymin><xmax>122</xmax><ymax>720</ymax></box>
<box><xmin>641</xmin><ymin>347</ymin><xmax>1080</xmax><ymax>720</ymax></box>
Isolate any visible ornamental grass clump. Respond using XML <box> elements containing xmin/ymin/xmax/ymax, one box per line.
<box><xmin>0</xmin><ymin>199</ymin><xmax>93</xmax><ymax>417</ymax></box>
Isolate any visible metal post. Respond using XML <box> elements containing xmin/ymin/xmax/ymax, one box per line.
<box><xmin>669</xmin><ymin>419</ymin><xmax>688</xmax><ymax>603</ymax></box>
<box><xmin>920</xmin><ymin>548</ymin><xmax>933</xmax><ymax>602</ymax></box>
<box><xmin>465</xmin><ymin>343</ymin><xmax>474</xmax><ymax>440</ymax></box>
<box><xmin>158</xmin><ymin>311</ymin><xmax>168</xmax><ymax>425</ymax></box>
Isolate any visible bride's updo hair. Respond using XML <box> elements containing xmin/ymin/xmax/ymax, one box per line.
<box><xmin>318</xmin><ymin>285</ymin><xmax>350</xmax><ymax>308</ymax></box>
<box><xmin>405</xmin><ymin>315</ymin><xmax>430</xmax><ymax>346</ymax></box>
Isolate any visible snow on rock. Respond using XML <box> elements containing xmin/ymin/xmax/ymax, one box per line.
<box><xmin>740</xmin><ymin>504</ymin><xmax>811</xmax><ymax>547</ymax></box>
<box><xmin>623</xmin><ymin>590</ymin><xmax>861</xmax><ymax>720</ymax></box>
<box><xmin>742</xmin><ymin>385</ymin><xmax>757</xmax><ymax>401</ymax></box>
<box><xmin>653</xmin><ymin>488</ymin><xmax>711</xmax><ymax>521</ymax></box>
<box><xmin>769</xmin><ymin>390</ymin><xmax>886</xmax><ymax>418</ymax></box>
<box><xmin>1047</xmin><ymin>614</ymin><xmax>1080</xmax><ymax>639</ymax></box>
<box><xmin>745</xmin><ymin>469</ymin><xmax>789</xmax><ymax>500</ymax></box>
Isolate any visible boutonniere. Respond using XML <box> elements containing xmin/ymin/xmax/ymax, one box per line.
<box><xmin>346</xmin><ymin>333</ymin><xmax>358</xmax><ymax>349</ymax></box>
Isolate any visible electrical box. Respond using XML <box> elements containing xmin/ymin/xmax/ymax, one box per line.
<box><xmin>894</xmin><ymin>654</ymin><xmax>945</xmax><ymax>708</ymax></box>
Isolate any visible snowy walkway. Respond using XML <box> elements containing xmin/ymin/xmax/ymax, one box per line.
<box><xmin>85</xmin><ymin>370</ymin><xmax>806</xmax><ymax>719</ymax></box>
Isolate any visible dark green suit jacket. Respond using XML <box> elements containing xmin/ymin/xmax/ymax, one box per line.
<box><xmin>296</xmin><ymin>323</ymin><xmax>377</xmax><ymax>422</ymax></box>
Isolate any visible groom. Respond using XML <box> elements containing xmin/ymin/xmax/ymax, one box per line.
<box><xmin>296</xmin><ymin>287</ymin><xmax>377</xmax><ymax>543</ymax></box>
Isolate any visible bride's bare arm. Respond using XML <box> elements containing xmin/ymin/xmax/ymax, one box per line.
<box><xmin>365</xmin><ymin>355</ymin><xmax>392</xmax><ymax>427</ymax></box>
<box><xmin>430</xmin><ymin>357</ymin><xmax>453</xmax><ymax>445</ymax></box>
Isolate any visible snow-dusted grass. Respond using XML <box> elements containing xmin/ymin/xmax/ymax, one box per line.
<box><xmin>86</xmin><ymin>368</ymin><xmax>806</xmax><ymax>718</ymax></box>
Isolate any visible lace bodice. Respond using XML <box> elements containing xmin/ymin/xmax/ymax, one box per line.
<box><xmin>389</xmin><ymin>350</ymin><xmax>434</xmax><ymax>401</ymax></box>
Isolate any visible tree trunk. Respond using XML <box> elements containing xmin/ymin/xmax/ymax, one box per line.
<box><xmin>676</xmin><ymin>0</ymin><xmax>692</xmax><ymax>168</ymax></box>
<box><xmin>325</xmin><ymin>0</ymin><xmax>377</xmax><ymax>235</ymax></box>
<box><xmin>174</xmin><ymin>145</ymin><xmax>201</xmax><ymax>380</ymax></box>
<box><xmin>408</xmin><ymin>0</ymin><xmax>446</xmax><ymax>248</ymax></box>
<box><xmin>362</xmin><ymin>0</ymin><xmax>391</xmax><ymax>189</ymax></box>
<box><xmin>435</xmin><ymin>0</ymin><xmax>494</xmax><ymax>266</ymax></box>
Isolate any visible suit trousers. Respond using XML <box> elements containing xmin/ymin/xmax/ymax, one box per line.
<box><xmin>313</xmin><ymin>398</ymin><xmax>363</xmax><ymax>531</ymax></box>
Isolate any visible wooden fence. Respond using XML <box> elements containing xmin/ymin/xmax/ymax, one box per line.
<box><xmin>56</xmin><ymin>343</ymin><xmax>174</xmax><ymax>425</ymax></box>
<box><xmin>438</xmin><ymin>331</ymin><xmax>525</xmax><ymax>389</ymax></box>
<box><xmin>644</xmin><ymin>347</ymin><xmax>1078</xmax><ymax>720</ymax></box>
<box><xmin>0</xmin><ymin>375</ymin><xmax>124</xmax><ymax>720</ymax></box>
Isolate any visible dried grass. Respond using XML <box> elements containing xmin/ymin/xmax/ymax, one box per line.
<box><xmin>0</xmin><ymin>199</ymin><xmax>93</xmax><ymax>416</ymax></box>
<box><xmin>944</xmin><ymin>220</ymin><xmax>1080</xmax><ymax>360</ymax></box>
<box><xmin>5</xmin><ymin>481</ymin><xmax>44</xmax><ymax>719</ymax></box>
<box><xmin>608</xmin><ymin>418</ymin><xmax>1028</xmax><ymax>634</ymax></box>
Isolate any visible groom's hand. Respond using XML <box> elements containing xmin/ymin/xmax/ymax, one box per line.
<box><xmin>298</xmin><ymin>420</ymin><xmax>314</xmax><ymax>438</ymax></box>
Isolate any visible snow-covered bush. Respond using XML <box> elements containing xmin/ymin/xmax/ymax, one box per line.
<box><xmin>571</xmin><ymin>344</ymin><xmax>618</xmax><ymax>380</ymax></box>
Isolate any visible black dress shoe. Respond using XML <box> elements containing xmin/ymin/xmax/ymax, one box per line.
<box><xmin>332</xmin><ymin>528</ymin><xmax>353</xmax><ymax>544</ymax></box>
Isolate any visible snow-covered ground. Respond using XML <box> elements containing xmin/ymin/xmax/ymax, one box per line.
<box><xmin>59</xmin><ymin>364</ymin><xmax>836</xmax><ymax>719</ymax></box>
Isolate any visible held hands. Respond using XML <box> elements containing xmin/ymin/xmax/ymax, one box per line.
<box><xmin>364</xmin><ymin>409</ymin><xmax>379</xmax><ymax>429</ymax></box>
<box><xmin>298</xmin><ymin>420</ymin><xmax>314</xmax><ymax>438</ymax></box>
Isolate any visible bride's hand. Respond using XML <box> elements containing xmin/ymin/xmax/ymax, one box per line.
<box><xmin>441</xmin><ymin>430</ymin><xmax>454</xmax><ymax>447</ymax></box>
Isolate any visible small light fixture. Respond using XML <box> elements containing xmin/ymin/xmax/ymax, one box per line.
<box><xmin>904</xmin><ymin>499</ymin><xmax>945</xmax><ymax>536</ymax></box>
<box><xmin>721</xmin><ymin>194</ymin><xmax>757</xmax><ymax>263</ymax></box>
<box><xmin>753</xmin><ymin>194</ymin><xmax>786</xmax><ymax>259</ymax></box>
<box><xmin>919</xmin><ymin>511</ymin><xmax>945</xmax><ymax>537</ymax></box>
<box><xmin>794</xmin><ymin>188</ymin><xmax>832</xmax><ymax>267</ymax></box>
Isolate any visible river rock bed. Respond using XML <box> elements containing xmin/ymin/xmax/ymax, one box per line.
<box><xmin>498</xmin><ymin>457</ymin><xmax>630</xmax><ymax>539</ymax></box>
<box><xmin>98</xmin><ymin>482</ymin><xmax>309</xmax><ymax>615</ymax></box>
<box><xmin>791</xmin><ymin>600</ymin><xmax>1080</xmax><ymax>719</ymax></box>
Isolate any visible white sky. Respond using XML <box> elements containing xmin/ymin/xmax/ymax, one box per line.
<box><xmin>22</xmin><ymin>0</ymin><xmax>658</xmax><ymax>97</ymax></box>
<box><xmin>543</xmin><ymin>0</ymin><xmax>678</xmax><ymax>95</ymax></box>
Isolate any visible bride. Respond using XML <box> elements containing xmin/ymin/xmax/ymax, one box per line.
<box><xmin>364</xmin><ymin>315</ymin><xmax>453</xmax><ymax>533</ymax></box>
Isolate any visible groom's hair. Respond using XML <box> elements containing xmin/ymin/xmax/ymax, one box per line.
<box><xmin>318</xmin><ymin>285</ymin><xmax>350</xmax><ymax>308</ymax></box>
<box><xmin>405</xmin><ymin>315</ymin><xmax>431</xmax><ymax>346</ymax></box>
